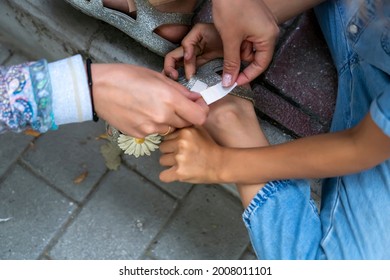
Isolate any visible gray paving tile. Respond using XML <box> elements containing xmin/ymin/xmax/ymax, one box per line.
<box><xmin>0</xmin><ymin>164</ymin><xmax>76</xmax><ymax>260</ymax></box>
<box><xmin>22</xmin><ymin>122</ymin><xmax>107</xmax><ymax>202</ymax></box>
<box><xmin>49</xmin><ymin>166</ymin><xmax>176</xmax><ymax>260</ymax></box>
<box><xmin>260</xmin><ymin>119</ymin><xmax>293</xmax><ymax>145</ymax></box>
<box><xmin>240</xmin><ymin>246</ymin><xmax>258</xmax><ymax>260</ymax></box>
<box><xmin>149</xmin><ymin>184</ymin><xmax>249</xmax><ymax>260</ymax></box>
<box><xmin>240</xmin><ymin>250</ymin><xmax>258</xmax><ymax>260</ymax></box>
<box><xmin>123</xmin><ymin>151</ymin><xmax>193</xmax><ymax>199</ymax></box>
<box><xmin>220</xmin><ymin>183</ymin><xmax>240</xmax><ymax>198</ymax></box>
<box><xmin>0</xmin><ymin>133</ymin><xmax>34</xmax><ymax>178</ymax></box>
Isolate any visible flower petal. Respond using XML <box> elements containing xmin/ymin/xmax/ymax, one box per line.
<box><xmin>144</xmin><ymin>141</ymin><xmax>159</xmax><ymax>151</ymax></box>
<box><xmin>117</xmin><ymin>133</ymin><xmax>162</xmax><ymax>157</ymax></box>
<box><xmin>141</xmin><ymin>143</ymin><xmax>151</xmax><ymax>156</ymax></box>
<box><xmin>124</xmin><ymin>143</ymin><xmax>137</xmax><ymax>155</ymax></box>
<box><xmin>146</xmin><ymin>134</ymin><xmax>162</xmax><ymax>144</ymax></box>
<box><xmin>134</xmin><ymin>144</ymin><xmax>141</xmax><ymax>158</ymax></box>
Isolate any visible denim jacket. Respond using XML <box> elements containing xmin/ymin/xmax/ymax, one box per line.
<box><xmin>243</xmin><ymin>0</ymin><xmax>390</xmax><ymax>259</ymax></box>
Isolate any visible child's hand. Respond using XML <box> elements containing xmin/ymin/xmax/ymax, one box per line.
<box><xmin>164</xmin><ymin>23</ymin><xmax>224</xmax><ymax>80</ymax></box>
<box><xmin>159</xmin><ymin>126</ymin><xmax>224</xmax><ymax>183</ymax></box>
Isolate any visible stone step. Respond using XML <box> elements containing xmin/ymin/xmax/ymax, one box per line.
<box><xmin>254</xmin><ymin>11</ymin><xmax>337</xmax><ymax>137</ymax></box>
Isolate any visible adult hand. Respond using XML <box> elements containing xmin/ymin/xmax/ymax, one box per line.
<box><xmin>92</xmin><ymin>63</ymin><xmax>208</xmax><ymax>138</ymax></box>
<box><xmin>164</xmin><ymin>23</ymin><xmax>224</xmax><ymax>80</ymax></box>
<box><xmin>159</xmin><ymin>126</ymin><xmax>224</xmax><ymax>183</ymax></box>
<box><xmin>212</xmin><ymin>0</ymin><xmax>280</xmax><ymax>86</ymax></box>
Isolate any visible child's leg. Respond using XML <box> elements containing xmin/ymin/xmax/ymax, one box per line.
<box><xmin>204</xmin><ymin>93</ymin><xmax>325</xmax><ymax>259</ymax></box>
<box><xmin>203</xmin><ymin>93</ymin><xmax>268</xmax><ymax>208</ymax></box>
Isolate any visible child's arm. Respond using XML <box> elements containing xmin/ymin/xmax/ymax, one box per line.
<box><xmin>263</xmin><ymin>0</ymin><xmax>326</xmax><ymax>24</ymax></box>
<box><xmin>220</xmin><ymin>114</ymin><xmax>390</xmax><ymax>184</ymax></box>
<box><xmin>159</xmin><ymin>113</ymin><xmax>390</xmax><ymax>185</ymax></box>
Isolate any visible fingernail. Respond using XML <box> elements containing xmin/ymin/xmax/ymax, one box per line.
<box><xmin>222</xmin><ymin>74</ymin><xmax>232</xmax><ymax>87</ymax></box>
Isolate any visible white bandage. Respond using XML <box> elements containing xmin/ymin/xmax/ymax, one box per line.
<box><xmin>190</xmin><ymin>80</ymin><xmax>237</xmax><ymax>105</ymax></box>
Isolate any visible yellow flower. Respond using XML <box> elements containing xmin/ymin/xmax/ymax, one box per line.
<box><xmin>117</xmin><ymin>133</ymin><xmax>161</xmax><ymax>158</ymax></box>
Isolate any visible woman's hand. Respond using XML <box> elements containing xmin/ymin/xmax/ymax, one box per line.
<box><xmin>92</xmin><ymin>63</ymin><xmax>208</xmax><ymax>138</ymax></box>
<box><xmin>159</xmin><ymin>126</ymin><xmax>225</xmax><ymax>183</ymax></box>
<box><xmin>212</xmin><ymin>0</ymin><xmax>280</xmax><ymax>86</ymax></box>
<box><xmin>164</xmin><ymin>23</ymin><xmax>224</xmax><ymax>80</ymax></box>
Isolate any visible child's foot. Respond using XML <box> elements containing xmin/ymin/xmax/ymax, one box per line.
<box><xmin>103</xmin><ymin>0</ymin><xmax>199</xmax><ymax>43</ymax></box>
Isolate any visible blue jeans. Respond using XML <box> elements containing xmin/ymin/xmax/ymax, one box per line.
<box><xmin>243</xmin><ymin>0</ymin><xmax>390</xmax><ymax>259</ymax></box>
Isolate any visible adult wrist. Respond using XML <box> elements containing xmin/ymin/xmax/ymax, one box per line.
<box><xmin>86</xmin><ymin>58</ymin><xmax>99</xmax><ymax>122</ymax></box>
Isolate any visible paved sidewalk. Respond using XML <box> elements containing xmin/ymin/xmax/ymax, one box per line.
<box><xmin>0</xmin><ymin>41</ymin><xmax>293</xmax><ymax>260</ymax></box>
<box><xmin>0</xmin><ymin>0</ymin><xmax>327</xmax><ymax>260</ymax></box>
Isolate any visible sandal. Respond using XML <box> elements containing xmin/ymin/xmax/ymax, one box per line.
<box><xmin>64</xmin><ymin>0</ymin><xmax>204</xmax><ymax>56</ymax></box>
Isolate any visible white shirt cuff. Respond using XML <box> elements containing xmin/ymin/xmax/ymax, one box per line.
<box><xmin>48</xmin><ymin>54</ymin><xmax>92</xmax><ymax>125</ymax></box>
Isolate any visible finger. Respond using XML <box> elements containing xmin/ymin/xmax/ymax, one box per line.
<box><xmin>159</xmin><ymin>167</ymin><xmax>178</xmax><ymax>183</ymax></box>
<box><xmin>157</xmin><ymin>125</ymin><xmax>176</xmax><ymax>136</ymax></box>
<box><xmin>161</xmin><ymin>78</ymin><xmax>209</xmax><ymax>127</ymax></box>
<box><xmin>194</xmin><ymin>97</ymin><xmax>209</xmax><ymax>113</ymax></box>
<box><xmin>183</xmin><ymin>46</ymin><xmax>198</xmax><ymax>80</ymax></box>
<box><xmin>220</xmin><ymin>38</ymin><xmax>242</xmax><ymax>87</ymax></box>
<box><xmin>159</xmin><ymin>138</ymin><xmax>178</xmax><ymax>154</ymax></box>
<box><xmin>175</xmin><ymin>86</ymin><xmax>209</xmax><ymax>125</ymax></box>
<box><xmin>164</xmin><ymin>47</ymin><xmax>184</xmax><ymax>80</ymax></box>
<box><xmin>164</xmin><ymin>116</ymin><xmax>191</xmax><ymax>131</ymax></box>
<box><xmin>240</xmin><ymin>41</ymin><xmax>255</xmax><ymax>62</ymax></box>
<box><xmin>163</xmin><ymin>129</ymin><xmax>180</xmax><ymax>141</ymax></box>
<box><xmin>181</xmin><ymin>23</ymin><xmax>204</xmax><ymax>60</ymax></box>
<box><xmin>182</xmin><ymin>35</ymin><xmax>203</xmax><ymax>80</ymax></box>
<box><xmin>159</xmin><ymin>153</ymin><xmax>176</xmax><ymax>167</ymax></box>
<box><xmin>183</xmin><ymin>91</ymin><xmax>203</xmax><ymax>102</ymax></box>
<box><xmin>173</xmin><ymin>92</ymin><xmax>209</xmax><ymax>126</ymax></box>
<box><xmin>236</xmin><ymin>47</ymin><xmax>274</xmax><ymax>85</ymax></box>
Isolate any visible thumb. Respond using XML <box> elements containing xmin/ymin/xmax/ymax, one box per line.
<box><xmin>221</xmin><ymin>40</ymin><xmax>242</xmax><ymax>87</ymax></box>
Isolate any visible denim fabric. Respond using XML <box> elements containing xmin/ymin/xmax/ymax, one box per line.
<box><xmin>244</xmin><ymin>0</ymin><xmax>390</xmax><ymax>259</ymax></box>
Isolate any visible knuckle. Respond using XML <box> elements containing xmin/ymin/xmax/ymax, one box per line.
<box><xmin>223</xmin><ymin>60</ymin><xmax>241</xmax><ymax>71</ymax></box>
<box><xmin>194</xmin><ymin>114</ymin><xmax>207</xmax><ymax>126</ymax></box>
<box><xmin>153</xmin><ymin>114</ymin><xmax>166</xmax><ymax>124</ymax></box>
<box><xmin>181</xmin><ymin>39</ymin><xmax>192</xmax><ymax>48</ymax></box>
<box><xmin>177</xmin><ymin>139</ymin><xmax>189</xmax><ymax>150</ymax></box>
<box><xmin>142</xmin><ymin>123</ymin><xmax>158</xmax><ymax>135</ymax></box>
<box><xmin>175</xmin><ymin>168</ymin><xmax>188</xmax><ymax>182</ymax></box>
<box><xmin>161</xmin><ymin>91</ymin><xmax>176</xmax><ymax>105</ymax></box>
<box><xmin>180</xmin><ymin>127</ymin><xmax>196</xmax><ymax>138</ymax></box>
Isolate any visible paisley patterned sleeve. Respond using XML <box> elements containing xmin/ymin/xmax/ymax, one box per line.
<box><xmin>0</xmin><ymin>59</ymin><xmax>57</xmax><ymax>134</ymax></box>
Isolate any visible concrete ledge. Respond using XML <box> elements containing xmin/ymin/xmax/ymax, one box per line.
<box><xmin>0</xmin><ymin>0</ymin><xmax>163</xmax><ymax>70</ymax></box>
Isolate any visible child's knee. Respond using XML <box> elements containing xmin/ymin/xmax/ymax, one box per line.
<box><xmin>207</xmin><ymin>97</ymin><xmax>255</xmax><ymax>128</ymax></box>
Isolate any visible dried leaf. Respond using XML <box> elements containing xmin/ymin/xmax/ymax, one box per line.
<box><xmin>73</xmin><ymin>171</ymin><xmax>88</xmax><ymax>184</ymax></box>
<box><xmin>24</xmin><ymin>129</ymin><xmax>41</xmax><ymax>137</ymax></box>
<box><xmin>100</xmin><ymin>142</ymin><xmax>122</xmax><ymax>170</ymax></box>
<box><xmin>96</xmin><ymin>133</ymin><xmax>109</xmax><ymax>140</ymax></box>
